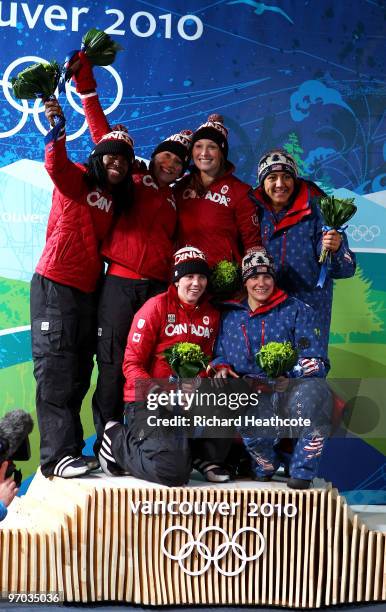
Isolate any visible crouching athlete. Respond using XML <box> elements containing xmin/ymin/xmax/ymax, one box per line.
<box><xmin>210</xmin><ymin>249</ymin><xmax>333</xmax><ymax>489</ymax></box>
<box><xmin>98</xmin><ymin>247</ymin><xmax>234</xmax><ymax>486</ymax></box>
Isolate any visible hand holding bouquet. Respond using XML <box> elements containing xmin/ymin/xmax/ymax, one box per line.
<box><xmin>163</xmin><ymin>342</ymin><xmax>210</xmax><ymax>380</ymax></box>
<box><xmin>318</xmin><ymin>195</ymin><xmax>357</xmax><ymax>264</ymax></box>
<box><xmin>256</xmin><ymin>341</ymin><xmax>298</xmax><ymax>379</ymax></box>
<box><xmin>316</xmin><ymin>195</ymin><xmax>357</xmax><ymax>287</ymax></box>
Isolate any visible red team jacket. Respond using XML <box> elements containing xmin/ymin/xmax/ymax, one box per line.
<box><xmin>122</xmin><ymin>285</ymin><xmax>220</xmax><ymax>401</ymax></box>
<box><xmin>175</xmin><ymin>168</ymin><xmax>260</xmax><ymax>267</ymax></box>
<box><xmin>82</xmin><ymin>93</ymin><xmax>177</xmax><ymax>281</ymax></box>
<box><xmin>36</xmin><ymin>131</ymin><xmax>115</xmax><ymax>293</ymax></box>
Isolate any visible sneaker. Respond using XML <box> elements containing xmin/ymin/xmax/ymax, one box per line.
<box><xmin>53</xmin><ymin>455</ymin><xmax>91</xmax><ymax>478</ymax></box>
<box><xmin>99</xmin><ymin>422</ymin><xmax>129</xmax><ymax>476</ymax></box>
<box><xmin>287</xmin><ymin>477</ymin><xmax>312</xmax><ymax>490</ymax></box>
<box><xmin>193</xmin><ymin>460</ymin><xmax>231</xmax><ymax>483</ymax></box>
<box><xmin>82</xmin><ymin>455</ymin><xmax>100</xmax><ymax>472</ymax></box>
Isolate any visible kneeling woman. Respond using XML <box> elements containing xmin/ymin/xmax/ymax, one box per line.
<box><xmin>211</xmin><ymin>250</ymin><xmax>332</xmax><ymax>489</ymax></box>
<box><xmin>98</xmin><ymin>247</ymin><xmax>232</xmax><ymax>486</ymax></box>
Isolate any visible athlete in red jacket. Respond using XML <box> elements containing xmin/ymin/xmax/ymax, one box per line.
<box><xmin>175</xmin><ymin>114</ymin><xmax>261</xmax><ymax>267</ymax></box>
<box><xmin>98</xmin><ymin>247</ymin><xmax>233</xmax><ymax>485</ymax></box>
<box><xmin>31</xmin><ymin>99</ymin><xmax>134</xmax><ymax>478</ymax></box>
<box><xmin>71</xmin><ymin>54</ymin><xmax>193</xmax><ymax>450</ymax></box>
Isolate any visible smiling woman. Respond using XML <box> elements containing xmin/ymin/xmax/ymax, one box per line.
<box><xmin>30</xmin><ymin>97</ymin><xmax>134</xmax><ymax>479</ymax></box>
<box><xmin>69</xmin><ymin>52</ymin><xmax>194</xmax><ymax>452</ymax></box>
<box><xmin>175</xmin><ymin>113</ymin><xmax>261</xmax><ymax>269</ymax></box>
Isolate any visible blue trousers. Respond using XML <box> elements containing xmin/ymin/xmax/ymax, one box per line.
<box><xmin>239</xmin><ymin>378</ymin><xmax>332</xmax><ymax>480</ymax></box>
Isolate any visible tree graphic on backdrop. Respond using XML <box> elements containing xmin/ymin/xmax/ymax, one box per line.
<box><xmin>283</xmin><ymin>132</ymin><xmax>306</xmax><ymax>176</ymax></box>
<box><xmin>330</xmin><ymin>265</ymin><xmax>384</xmax><ymax>342</ymax></box>
<box><xmin>283</xmin><ymin>131</ymin><xmax>334</xmax><ymax>192</ymax></box>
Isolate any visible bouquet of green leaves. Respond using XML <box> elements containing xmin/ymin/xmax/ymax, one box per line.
<box><xmin>163</xmin><ymin>342</ymin><xmax>210</xmax><ymax>379</ymax></box>
<box><xmin>256</xmin><ymin>341</ymin><xmax>298</xmax><ymax>379</ymax></box>
<box><xmin>11</xmin><ymin>61</ymin><xmax>61</xmax><ymax>101</ymax></box>
<box><xmin>318</xmin><ymin>195</ymin><xmax>357</xmax><ymax>264</ymax></box>
<box><xmin>210</xmin><ymin>260</ymin><xmax>241</xmax><ymax>297</ymax></box>
<box><xmin>81</xmin><ymin>28</ymin><xmax>123</xmax><ymax>66</ymax></box>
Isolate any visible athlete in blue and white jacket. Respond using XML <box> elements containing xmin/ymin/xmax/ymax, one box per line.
<box><xmin>252</xmin><ymin>150</ymin><xmax>356</xmax><ymax>359</ymax></box>
<box><xmin>210</xmin><ymin>250</ymin><xmax>332</xmax><ymax>489</ymax></box>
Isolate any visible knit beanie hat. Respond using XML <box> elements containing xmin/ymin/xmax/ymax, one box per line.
<box><xmin>90</xmin><ymin>130</ymin><xmax>135</xmax><ymax>163</ymax></box>
<box><xmin>191</xmin><ymin>114</ymin><xmax>229</xmax><ymax>159</ymax></box>
<box><xmin>242</xmin><ymin>249</ymin><xmax>276</xmax><ymax>282</ymax></box>
<box><xmin>151</xmin><ymin>129</ymin><xmax>193</xmax><ymax>171</ymax></box>
<box><xmin>257</xmin><ymin>149</ymin><xmax>298</xmax><ymax>185</ymax></box>
<box><xmin>173</xmin><ymin>246</ymin><xmax>211</xmax><ymax>282</ymax></box>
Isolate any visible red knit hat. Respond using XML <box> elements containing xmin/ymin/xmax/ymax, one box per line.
<box><xmin>91</xmin><ymin>130</ymin><xmax>135</xmax><ymax>163</ymax></box>
<box><xmin>173</xmin><ymin>246</ymin><xmax>211</xmax><ymax>282</ymax></box>
<box><xmin>191</xmin><ymin>114</ymin><xmax>229</xmax><ymax>159</ymax></box>
<box><xmin>152</xmin><ymin>129</ymin><xmax>193</xmax><ymax>170</ymax></box>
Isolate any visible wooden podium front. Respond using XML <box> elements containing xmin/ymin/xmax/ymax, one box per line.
<box><xmin>0</xmin><ymin>471</ymin><xmax>385</xmax><ymax>607</ymax></box>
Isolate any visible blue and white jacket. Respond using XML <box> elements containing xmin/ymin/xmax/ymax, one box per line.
<box><xmin>210</xmin><ymin>287</ymin><xmax>328</xmax><ymax>378</ymax></box>
<box><xmin>252</xmin><ymin>180</ymin><xmax>356</xmax><ymax>351</ymax></box>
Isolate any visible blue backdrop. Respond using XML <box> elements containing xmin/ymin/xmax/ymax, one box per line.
<box><xmin>0</xmin><ymin>0</ymin><xmax>385</xmax><ymax>501</ymax></box>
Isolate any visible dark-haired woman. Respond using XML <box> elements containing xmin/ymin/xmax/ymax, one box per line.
<box><xmin>175</xmin><ymin>114</ymin><xmax>261</xmax><ymax>267</ymax></box>
<box><xmin>30</xmin><ymin>99</ymin><xmax>134</xmax><ymax>478</ymax></box>
<box><xmin>70</xmin><ymin>53</ymin><xmax>193</xmax><ymax>452</ymax></box>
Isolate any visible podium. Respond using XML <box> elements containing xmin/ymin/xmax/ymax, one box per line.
<box><xmin>0</xmin><ymin>470</ymin><xmax>385</xmax><ymax>607</ymax></box>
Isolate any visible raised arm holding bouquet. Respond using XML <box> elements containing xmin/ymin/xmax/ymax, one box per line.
<box><xmin>65</xmin><ymin>35</ymin><xmax>196</xmax><ymax>453</ymax></box>
<box><xmin>29</xmin><ymin>86</ymin><xmax>134</xmax><ymax>479</ymax></box>
<box><xmin>211</xmin><ymin>249</ymin><xmax>332</xmax><ymax>489</ymax></box>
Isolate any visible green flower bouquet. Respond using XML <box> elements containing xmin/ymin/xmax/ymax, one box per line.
<box><xmin>318</xmin><ymin>195</ymin><xmax>357</xmax><ymax>264</ymax></box>
<box><xmin>11</xmin><ymin>61</ymin><xmax>61</xmax><ymax>100</ymax></box>
<box><xmin>164</xmin><ymin>342</ymin><xmax>210</xmax><ymax>379</ymax></box>
<box><xmin>81</xmin><ymin>28</ymin><xmax>123</xmax><ymax>66</ymax></box>
<box><xmin>210</xmin><ymin>260</ymin><xmax>241</xmax><ymax>297</ymax></box>
<box><xmin>256</xmin><ymin>341</ymin><xmax>298</xmax><ymax>379</ymax></box>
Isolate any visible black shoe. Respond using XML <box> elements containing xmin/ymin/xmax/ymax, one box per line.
<box><xmin>82</xmin><ymin>455</ymin><xmax>100</xmax><ymax>472</ymax></box>
<box><xmin>52</xmin><ymin>456</ymin><xmax>91</xmax><ymax>478</ymax></box>
<box><xmin>193</xmin><ymin>460</ymin><xmax>231</xmax><ymax>483</ymax></box>
<box><xmin>254</xmin><ymin>475</ymin><xmax>272</xmax><ymax>482</ymax></box>
<box><xmin>287</xmin><ymin>477</ymin><xmax>312</xmax><ymax>490</ymax></box>
<box><xmin>99</xmin><ymin>422</ymin><xmax>130</xmax><ymax>477</ymax></box>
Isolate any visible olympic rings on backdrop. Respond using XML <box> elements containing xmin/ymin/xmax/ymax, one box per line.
<box><xmin>347</xmin><ymin>224</ymin><xmax>381</xmax><ymax>242</ymax></box>
<box><xmin>161</xmin><ymin>525</ymin><xmax>265</xmax><ymax>577</ymax></box>
<box><xmin>0</xmin><ymin>56</ymin><xmax>123</xmax><ymax>141</ymax></box>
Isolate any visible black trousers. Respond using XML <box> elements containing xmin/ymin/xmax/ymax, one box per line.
<box><xmin>108</xmin><ymin>402</ymin><xmax>233</xmax><ymax>487</ymax></box>
<box><xmin>30</xmin><ymin>273</ymin><xmax>97</xmax><ymax>476</ymax></box>
<box><xmin>92</xmin><ymin>275</ymin><xmax>167</xmax><ymax>451</ymax></box>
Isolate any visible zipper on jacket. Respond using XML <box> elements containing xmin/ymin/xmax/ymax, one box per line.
<box><xmin>263</xmin><ymin>225</ymin><xmax>270</xmax><ymax>247</ymax></box>
<box><xmin>281</xmin><ymin>231</ymin><xmax>287</xmax><ymax>265</ymax></box>
<box><xmin>241</xmin><ymin>323</ymin><xmax>252</xmax><ymax>358</ymax></box>
<box><xmin>261</xmin><ymin>319</ymin><xmax>265</xmax><ymax>345</ymax></box>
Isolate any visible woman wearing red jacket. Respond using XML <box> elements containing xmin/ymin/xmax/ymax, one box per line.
<box><xmin>71</xmin><ymin>53</ymin><xmax>193</xmax><ymax>450</ymax></box>
<box><xmin>98</xmin><ymin>247</ymin><xmax>232</xmax><ymax>486</ymax></box>
<box><xmin>175</xmin><ymin>114</ymin><xmax>261</xmax><ymax>267</ymax></box>
<box><xmin>31</xmin><ymin>99</ymin><xmax>134</xmax><ymax>478</ymax></box>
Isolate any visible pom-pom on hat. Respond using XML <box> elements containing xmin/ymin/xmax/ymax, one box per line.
<box><xmin>257</xmin><ymin>149</ymin><xmax>298</xmax><ymax>185</ymax></box>
<box><xmin>242</xmin><ymin>248</ymin><xmax>276</xmax><ymax>282</ymax></box>
<box><xmin>191</xmin><ymin>114</ymin><xmax>229</xmax><ymax>159</ymax></box>
<box><xmin>91</xmin><ymin>130</ymin><xmax>135</xmax><ymax>163</ymax></box>
<box><xmin>151</xmin><ymin>129</ymin><xmax>193</xmax><ymax>171</ymax></box>
<box><xmin>173</xmin><ymin>246</ymin><xmax>211</xmax><ymax>282</ymax></box>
